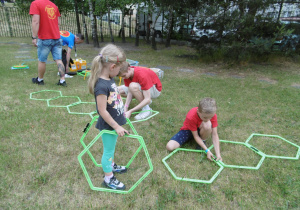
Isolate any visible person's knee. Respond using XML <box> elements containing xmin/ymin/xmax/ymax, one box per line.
<box><xmin>129</xmin><ymin>82</ymin><xmax>140</xmax><ymax>92</ymax></box>
<box><xmin>166</xmin><ymin>140</ymin><xmax>179</xmax><ymax>152</ymax></box>
<box><xmin>200</xmin><ymin>121</ymin><xmax>212</xmax><ymax>132</ymax></box>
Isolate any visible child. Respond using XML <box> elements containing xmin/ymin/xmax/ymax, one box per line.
<box><xmin>88</xmin><ymin>44</ymin><xmax>129</xmax><ymax>190</ymax></box>
<box><xmin>166</xmin><ymin>98</ymin><xmax>222</xmax><ymax>161</ymax></box>
<box><xmin>117</xmin><ymin>64</ymin><xmax>162</xmax><ymax>120</ymax></box>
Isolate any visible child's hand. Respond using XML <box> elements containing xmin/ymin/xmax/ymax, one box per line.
<box><xmin>216</xmin><ymin>155</ymin><xmax>222</xmax><ymax>162</ymax></box>
<box><xmin>206</xmin><ymin>151</ymin><xmax>214</xmax><ymax>161</ymax></box>
<box><xmin>115</xmin><ymin>126</ymin><xmax>129</xmax><ymax>137</ymax></box>
<box><xmin>125</xmin><ymin>111</ymin><xmax>132</xmax><ymax>119</ymax></box>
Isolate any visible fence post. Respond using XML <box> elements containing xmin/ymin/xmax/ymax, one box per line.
<box><xmin>4</xmin><ymin>7</ymin><xmax>13</xmax><ymax>37</ymax></box>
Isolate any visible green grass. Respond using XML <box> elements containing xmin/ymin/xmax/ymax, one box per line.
<box><xmin>0</xmin><ymin>37</ymin><xmax>299</xmax><ymax>209</ymax></box>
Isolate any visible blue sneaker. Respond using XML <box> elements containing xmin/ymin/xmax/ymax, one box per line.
<box><xmin>103</xmin><ymin>176</ymin><xmax>126</xmax><ymax>190</ymax></box>
<box><xmin>112</xmin><ymin>163</ymin><xmax>127</xmax><ymax>173</ymax></box>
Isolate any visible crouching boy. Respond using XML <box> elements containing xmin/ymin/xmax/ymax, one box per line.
<box><xmin>117</xmin><ymin>63</ymin><xmax>162</xmax><ymax>120</ymax></box>
<box><xmin>166</xmin><ymin>97</ymin><xmax>222</xmax><ymax>161</ymax></box>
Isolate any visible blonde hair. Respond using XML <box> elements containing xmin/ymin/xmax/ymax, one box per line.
<box><xmin>198</xmin><ymin>97</ymin><xmax>217</xmax><ymax>114</ymax></box>
<box><xmin>88</xmin><ymin>44</ymin><xmax>126</xmax><ymax>94</ymax></box>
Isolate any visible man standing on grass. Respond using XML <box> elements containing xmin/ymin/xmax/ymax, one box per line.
<box><xmin>59</xmin><ymin>30</ymin><xmax>84</xmax><ymax>78</ymax></box>
<box><xmin>30</xmin><ymin>0</ymin><xmax>67</xmax><ymax>87</ymax></box>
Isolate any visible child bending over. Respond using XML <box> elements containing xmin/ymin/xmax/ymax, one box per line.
<box><xmin>166</xmin><ymin>98</ymin><xmax>222</xmax><ymax>161</ymax></box>
<box><xmin>88</xmin><ymin>44</ymin><xmax>129</xmax><ymax>190</ymax></box>
<box><xmin>117</xmin><ymin>64</ymin><xmax>162</xmax><ymax>120</ymax></box>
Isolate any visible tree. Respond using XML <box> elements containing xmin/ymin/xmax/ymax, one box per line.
<box><xmin>88</xmin><ymin>0</ymin><xmax>99</xmax><ymax>47</ymax></box>
<box><xmin>74</xmin><ymin>0</ymin><xmax>81</xmax><ymax>34</ymax></box>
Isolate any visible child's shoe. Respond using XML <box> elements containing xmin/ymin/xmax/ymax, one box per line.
<box><xmin>134</xmin><ymin>108</ymin><xmax>152</xmax><ymax>120</ymax></box>
<box><xmin>112</xmin><ymin>163</ymin><xmax>127</xmax><ymax>173</ymax></box>
<box><xmin>102</xmin><ymin>176</ymin><xmax>126</xmax><ymax>190</ymax></box>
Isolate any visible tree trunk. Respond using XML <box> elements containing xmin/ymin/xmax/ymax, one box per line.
<box><xmin>88</xmin><ymin>0</ymin><xmax>99</xmax><ymax>48</ymax></box>
<box><xmin>74</xmin><ymin>0</ymin><xmax>81</xmax><ymax>34</ymax></box>
<box><xmin>121</xmin><ymin>9</ymin><xmax>126</xmax><ymax>43</ymax></box>
<box><xmin>81</xmin><ymin>2</ymin><xmax>89</xmax><ymax>44</ymax></box>
<box><xmin>151</xmin><ymin>9</ymin><xmax>161</xmax><ymax>50</ymax></box>
<box><xmin>146</xmin><ymin>10</ymin><xmax>151</xmax><ymax>44</ymax></box>
<box><xmin>108</xmin><ymin>6</ymin><xmax>114</xmax><ymax>43</ymax></box>
<box><xmin>129</xmin><ymin>8</ymin><xmax>132</xmax><ymax>38</ymax></box>
<box><xmin>277</xmin><ymin>0</ymin><xmax>284</xmax><ymax>22</ymax></box>
<box><xmin>100</xmin><ymin>14</ymin><xmax>104</xmax><ymax>42</ymax></box>
<box><xmin>135</xmin><ymin>5</ymin><xmax>139</xmax><ymax>47</ymax></box>
<box><xmin>165</xmin><ymin>6</ymin><xmax>173</xmax><ymax>48</ymax></box>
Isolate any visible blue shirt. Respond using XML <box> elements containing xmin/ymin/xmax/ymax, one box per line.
<box><xmin>60</xmin><ymin>31</ymin><xmax>75</xmax><ymax>49</ymax></box>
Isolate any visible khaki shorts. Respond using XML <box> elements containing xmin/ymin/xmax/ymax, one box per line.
<box><xmin>120</xmin><ymin>84</ymin><xmax>161</xmax><ymax>99</ymax></box>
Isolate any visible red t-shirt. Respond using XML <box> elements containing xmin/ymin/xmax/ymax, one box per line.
<box><xmin>29</xmin><ymin>0</ymin><xmax>61</xmax><ymax>40</ymax></box>
<box><xmin>180</xmin><ymin>107</ymin><xmax>218</xmax><ymax>131</ymax></box>
<box><xmin>124</xmin><ymin>66</ymin><xmax>162</xmax><ymax>91</ymax></box>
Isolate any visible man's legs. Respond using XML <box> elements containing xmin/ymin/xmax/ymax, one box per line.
<box><xmin>52</xmin><ymin>39</ymin><xmax>67</xmax><ymax>86</ymax></box>
<box><xmin>56</xmin><ymin>60</ymin><xmax>65</xmax><ymax>80</ymax></box>
<box><xmin>32</xmin><ymin>39</ymin><xmax>50</xmax><ymax>85</ymax></box>
<box><xmin>38</xmin><ymin>61</ymin><xmax>46</xmax><ymax>79</ymax></box>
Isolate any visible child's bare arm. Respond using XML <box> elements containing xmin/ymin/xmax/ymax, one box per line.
<box><xmin>212</xmin><ymin>127</ymin><xmax>222</xmax><ymax>161</ymax></box>
<box><xmin>97</xmin><ymin>95</ymin><xmax>129</xmax><ymax>136</ymax></box>
<box><xmin>192</xmin><ymin>131</ymin><xmax>214</xmax><ymax>161</ymax></box>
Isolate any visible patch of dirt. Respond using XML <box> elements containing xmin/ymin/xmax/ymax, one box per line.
<box><xmin>257</xmin><ymin>78</ymin><xmax>278</xmax><ymax>84</ymax></box>
<box><xmin>291</xmin><ymin>83</ymin><xmax>300</xmax><ymax>89</ymax></box>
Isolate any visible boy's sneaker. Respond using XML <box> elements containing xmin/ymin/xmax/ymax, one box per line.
<box><xmin>102</xmin><ymin>176</ymin><xmax>126</xmax><ymax>190</ymax></box>
<box><xmin>32</xmin><ymin>77</ymin><xmax>44</xmax><ymax>85</ymax></box>
<box><xmin>134</xmin><ymin>109</ymin><xmax>152</xmax><ymax>120</ymax></box>
<box><xmin>112</xmin><ymin>163</ymin><xmax>127</xmax><ymax>173</ymax></box>
<box><xmin>56</xmin><ymin>80</ymin><xmax>67</xmax><ymax>87</ymax></box>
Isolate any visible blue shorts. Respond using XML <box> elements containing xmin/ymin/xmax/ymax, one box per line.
<box><xmin>37</xmin><ymin>39</ymin><xmax>62</xmax><ymax>62</ymax></box>
<box><xmin>171</xmin><ymin>128</ymin><xmax>200</xmax><ymax>146</ymax></box>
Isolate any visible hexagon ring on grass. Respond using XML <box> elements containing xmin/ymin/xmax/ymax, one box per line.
<box><xmin>162</xmin><ymin>148</ymin><xmax>224</xmax><ymax>184</ymax></box>
<box><xmin>47</xmin><ymin>96</ymin><xmax>81</xmax><ymax>108</ymax></box>
<box><xmin>67</xmin><ymin>101</ymin><xmax>96</xmax><ymax>116</ymax></box>
<box><xmin>78</xmin><ymin>130</ymin><xmax>153</xmax><ymax>194</ymax></box>
<box><xmin>30</xmin><ymin>90</ymin><xmax>62</xmax><ymax>101</ymax></box>
<box><xmin>80</xmin><ymin>116</ymin><xmax>141</xmax><ymax>167</ymax></box>
<box><xmin>245</xmin><ymin>133</ymin><xmax>300</xmax><ymax>160</ymax></box>
<box><xmin>211</xmin><ymin>140</ymin><xmax>266</xmax><ymax>170</ymax></box>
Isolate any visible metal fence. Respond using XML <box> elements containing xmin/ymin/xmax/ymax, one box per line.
<box><xmin>0</xmin><ymin>7</ymin><xmax>136</xmax><ymax>38</ymax></box>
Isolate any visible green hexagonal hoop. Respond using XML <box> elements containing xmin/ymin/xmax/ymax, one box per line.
<box><xmin>245</xmin><ymin>133</ymin><xmax>300</xmax><ymax>160</ymax></box>
<box><xmin>78</xmin><ymin>129</ymin><xmax>153</xmax><ymax>194</ymax></box>
<box><xmin>47</xmin><ymin>96</ymin><xmax>81</xmax><ymax>108</ymax></box>
<box><xmin>162</xmin><ymin>148</ymin><xmax>224</xmax><ymax>184</ymax></box>
<box><xmin>66</xmin><ymin>101</ymin><xmax>97</xmax><ymax>116</ymax></box>
<box><xmin>80</xmin><ymin>116</ymin><xmax>140</xmax><ymax>167</ymax></box>
<box><xmin>30</xmin><ymin>90</ymin><xmax>62</xmax><ymax>101</ymax></box>
<box><xmin>210</xmin><ymin>140</ymin><xmax>266</xmax><ymax>170</ymax></box>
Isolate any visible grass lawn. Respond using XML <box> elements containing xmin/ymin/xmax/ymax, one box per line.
<box><xmin>0</xmin><ymin>37</ymin><xmax>299</xmax><ymax>209</ymax></box>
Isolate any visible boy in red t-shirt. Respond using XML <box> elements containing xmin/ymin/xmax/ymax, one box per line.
<box><xmin>118</xmin><ymin>63</ymin><xmax>162</xmax><ymax>120</ymax></box>
<box><xmin>166</xmin><ymin>98</ymin><xmax>222</xmax><ymax>161</ymax></box>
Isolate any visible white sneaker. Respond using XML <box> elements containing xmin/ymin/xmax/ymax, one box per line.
<box><xmin>134</xmin><ymin>108</ymin><xmax>152</xmax><ymax>120</ymax></box>
<box><xmin>57</xmin><ymin>72</ymin><xmax>73</xmax><ymax>78</ymax></box>
<box><xmin>65</xmin><ymin>74</ymin><xmax>73</xmax><ymax>78</ymax></box>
